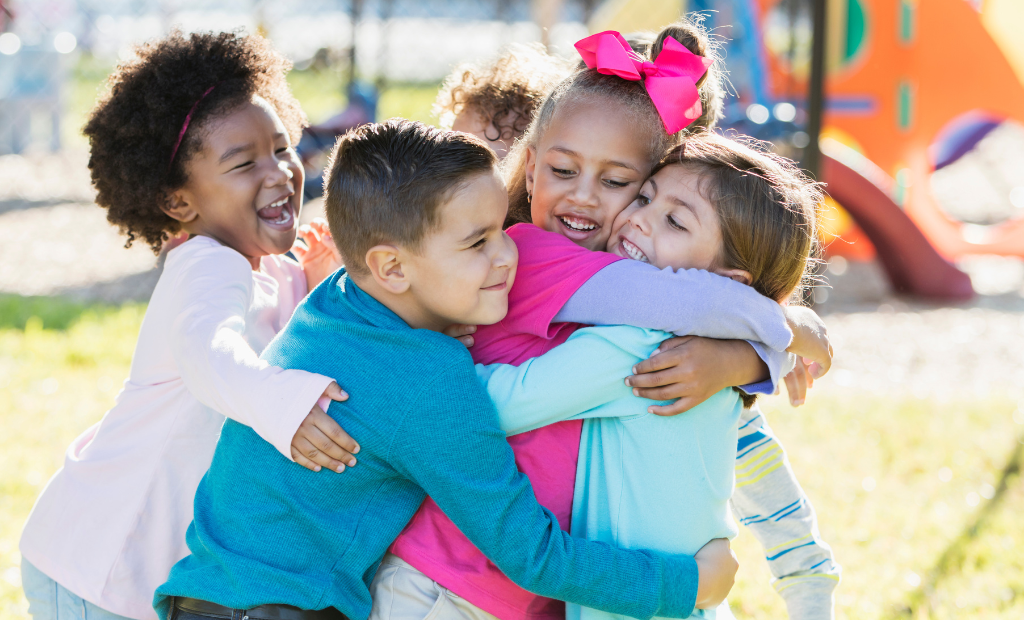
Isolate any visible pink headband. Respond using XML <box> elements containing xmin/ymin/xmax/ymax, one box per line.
<box><xmin>168</xmin><ymin>84</ymin><xmax>218</xmax><ymax>171</ymax></box>
<box><xmin>574</xmin><ymin>31</ymin><xmax>713</xmax><ymax>133</ymax></box>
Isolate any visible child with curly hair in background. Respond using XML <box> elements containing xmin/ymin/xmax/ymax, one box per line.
<box><xmin>386</xmin><ymin>17</ymin><xmax>839</xmax><ymax>620</ymax></box>
<box><xmin>19</xmin><ymin>31</ymin><xmax>358</xmax><ymax>620</ymax></box>
<box><xmin>435</xmin><ymin>43</ymin><xmax>572</xmax><ymax>159</ymax></box>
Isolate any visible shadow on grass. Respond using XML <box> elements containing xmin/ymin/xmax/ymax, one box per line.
<box><xmin>0</xmin><ymin>294</ymin><xmax>117</xmax><ymax>331</ymax></box>
<box><xmin>890</xmin><ymin>433</ymin><xmax>1024</xmax><ymax>617</ymax></box>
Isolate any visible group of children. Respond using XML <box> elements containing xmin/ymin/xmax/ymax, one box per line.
<box><xmin>20</xmin><ymin>16</ymin><xmax>840</xmax><ymax>620</ymax></box>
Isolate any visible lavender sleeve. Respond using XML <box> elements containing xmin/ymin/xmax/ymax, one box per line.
<box><xmin>553</xmin><ymin>259</ymin><xmax>794</xmax><ymax>394</ymax></box>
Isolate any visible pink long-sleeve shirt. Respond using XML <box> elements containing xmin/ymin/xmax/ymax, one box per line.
<box><xmin>20</xmin><ymin>236</ymin><xmax>333</xmax><ymax>620</ymax></box>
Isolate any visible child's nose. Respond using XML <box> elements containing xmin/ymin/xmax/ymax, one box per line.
<box><xmin>568</xmin><ymin>176</ymin><xmax>599</xmax><ymax>208</ymax></box>
<box><xmin>628</xmin><ymin>210</ymin><xmax>650</xmax><ymax>234</ymax></box>
<box><xmin>494</xmin><ymin>233</ymin><xmax>518</xmax><ymax>270</ymax></box>
<box><xmin>266</xmin><ymin>160</ymin><xmax>294</xmax><ymax>186</ymax></box>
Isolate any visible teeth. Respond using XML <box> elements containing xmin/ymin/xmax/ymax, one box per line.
<box><xmin>273</xmin><ymin>208</ymin><xmax>292</xmax><ymax>224</ymax></box>
<box><xmin>621</xmin><ymin>238</ymin><xmax>648</xmax><ymax>263</ymax></box>
<box><xmin>559</xmin><ymin>215</ymin><xmax>596</xmax><ymax>231</ymax></box>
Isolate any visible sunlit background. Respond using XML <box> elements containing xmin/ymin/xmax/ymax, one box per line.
<box><xmin>1</xmin><ymin>0</ymin><xmax>1022</xmax><ymax>618</ymax></box>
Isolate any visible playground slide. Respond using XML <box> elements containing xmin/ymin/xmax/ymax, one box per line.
<box><xmin>821</xmin><ymin>152</ymin><xmax>974</xmax><ymax>301</ymax></box>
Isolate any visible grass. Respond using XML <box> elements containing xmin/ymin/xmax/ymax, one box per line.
<box><xmin>0</xmin><ymin>297</ymin><xmax>144</xmax><ymax>619</ymax></box>
<box><xmin>0</xmin><ymin>295</ymin><xmax>1022</xmax><ymax>619</ymax></box>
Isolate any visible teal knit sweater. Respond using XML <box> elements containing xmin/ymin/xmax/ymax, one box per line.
<box><xmin>154</xmin><ymin>270</ymin><xmax>699</xmax><ymax>620</ymax></box>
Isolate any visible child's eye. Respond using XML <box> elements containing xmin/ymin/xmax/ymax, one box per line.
<box><xmin>232</xmin><ymin>161</ymin><xmax>255</xmax><ymax>171</ymax></box>
<box><xmin>636</xmin><ymin>193</ymin><xmax>651</xmax><ymax>206</ymax></box>
<box><xmin>551</xmin><ymin>166</ymin><xmax>575</xmax><ymax>178</ymax></box>
<box><xmin>667</xmin><ymin>215</ymin><xmax>687</xmax><ymax>232</ymax></box>
<box><xmin>470</xmin><ymin>238</ymin><xmax>487</xmax><ymax>249</ymax></box>
<box><xmin>604</xmin><ymin>179</ymin><xmax>630</xmax><ymax>188</ymax></box>
<box><xmin>276</xmin><ymin>146</ymin><xmax>292</xmax><ymax>155</ymax></box>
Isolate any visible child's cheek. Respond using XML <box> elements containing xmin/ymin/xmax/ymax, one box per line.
<box><xmin>530</xmin><ymin>199</ymin><xmax>556</xmax><ymax>232</ymax></box>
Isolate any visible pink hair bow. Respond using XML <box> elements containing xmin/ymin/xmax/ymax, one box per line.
<box><xmin>575</xmin><ymin>30</ymin><xmax>713</xmax><ymax>133</ymax></box>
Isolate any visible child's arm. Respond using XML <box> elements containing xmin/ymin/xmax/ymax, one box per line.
<box><xmin>392</xmin><ymin>359</ymin><xmax>735</xmax><ymax>619</ymax></box>
<box><xmin>625</xmin><ymin>306</ymin><xmax>831</xmax><ymax>414</ymax></box>
<box><xmin>554</xmin><ymin>260</ymin><xmax>792</xmax><ymax>350</ymax></box>
<box><xmin>623</xmin><ymin>337</ymin><xmax>794</xmax><ymax>415</ymax></box>
<box><xmin>171</xmin><ymin>246</ymin><xmax>358</xmax><ymax>472</ymax></box>
<box><xmin>731</xmin><ymin>406</ymin><xmax>841</xmax><ymax>620</ymax></box>
<box><xmin>476</xmin><ymin>325</ymin><xmax>667</xmax><ymax>435</ymax></box>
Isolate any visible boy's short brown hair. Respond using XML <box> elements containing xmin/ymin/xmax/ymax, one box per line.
<box><xmin>323</xmin><ymin>119</ymin><xmax>497</xmax><ymax>277</ymax></box>
<box><xmin>435</xmin><ymin>43</ymin><xmax>571</xmax><ymax>142</ymax></box>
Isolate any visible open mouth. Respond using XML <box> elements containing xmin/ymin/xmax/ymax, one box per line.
<box><xmin>619</xmin><ymin>237</ymin><xmax>649</xmax><ymax>263</ymax></box>
<box><xmin>556</xmin><ymin>214</ymin><xmax>599</xmax><ymax>239</ymax></box>
<box><xmin>257</xmin><ymin>195</ymin><xmax>295</xmax><ymax>231</ymax></box>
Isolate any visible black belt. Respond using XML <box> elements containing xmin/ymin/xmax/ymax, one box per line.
<box><xmin>174</xmin><ymin>597</ymin><xmax>348</xmax><ymax>620</ymax></box>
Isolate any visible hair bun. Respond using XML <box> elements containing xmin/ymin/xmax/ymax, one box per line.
<box><xmin>651</xmin><ymin>15</ymin><xmax>724</xmax><ymax>132</ymax></box>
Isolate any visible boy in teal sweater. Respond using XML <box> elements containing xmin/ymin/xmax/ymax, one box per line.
<box><xmin>154</xmin><ymin>120</ymin><xmax>736</xmax><ymax>620</ymax></box>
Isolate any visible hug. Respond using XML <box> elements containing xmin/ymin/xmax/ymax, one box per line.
<box><xmin>20</xmin><ymin>17</ymin><xmax>839</xmax><ymax>620</ymax></box>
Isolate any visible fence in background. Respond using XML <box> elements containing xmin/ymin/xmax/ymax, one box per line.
<box><xmin>0</xmin><ymin>0</ymin><xmax>602</xmax><ymax>155</ymax></box>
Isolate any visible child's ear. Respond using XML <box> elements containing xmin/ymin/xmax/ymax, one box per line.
<box><xmin>365</xmin><ymin>245</ymin><xmax>410</xmax><ymax>294</ymax></box>
<box><xmin>524</xmin><ymin>146</ymin><xmax>537</xmax><ymax>196</ymax></box>
<box><xmin>161</xmin><ymin>190</ymin><xmax>199</xmax><ymax>223</ymax></box>
<box><xmin>715</xmin><ymin>268</ymin><xmax>753</xmax><ymax>287</ymax></box>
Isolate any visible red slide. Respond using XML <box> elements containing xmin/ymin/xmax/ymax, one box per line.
<box><xmin>821</xmin><ymin>154</ymin><xmax>975</xmax><ymax>301</ymax></box>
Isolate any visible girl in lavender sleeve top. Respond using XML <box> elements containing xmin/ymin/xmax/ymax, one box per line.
<box><xmin>474</xmin><ymin>134</ymin><xmax>835</xmax><ymax>620</ymax></box>
<box><xmin>376</xmin><ymin>22</ymin><xmax>836</xmax><ymax>620</ymax></box>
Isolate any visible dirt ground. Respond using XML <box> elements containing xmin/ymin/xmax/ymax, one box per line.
<box><xmin>2</xmin><ymin>151</ymin><xmax>1022</xmax><ymax>398</ymax></box>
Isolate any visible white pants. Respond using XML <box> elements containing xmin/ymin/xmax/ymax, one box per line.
<box><xmin>369</xmin><ymin>554</ymin><xmax>498</xmax><ymax>620</ymax></box>
<box><xmin>368</xmin><ymin>553</ymin><xmax>738</xmax><ymax>620</ymax></box>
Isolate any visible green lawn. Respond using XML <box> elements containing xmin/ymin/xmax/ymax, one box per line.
<box><xmin>0</xmin><ymin>296</ymin><xmax>1021</xmax><ymax>619</ymax></box>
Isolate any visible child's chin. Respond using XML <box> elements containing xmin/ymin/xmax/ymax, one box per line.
<box><xmin>465</xmin><ymin>301</ymin><xmax>509</xmax><ymax>327</ymax></box>
<box><xmin>270</xmin><ymin>235</ymin><xmax>298</xmax><ymax>256</ymax></box>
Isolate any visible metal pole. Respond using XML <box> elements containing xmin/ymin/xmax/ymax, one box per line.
<box><xmin>347</xmin><ymin>0</ymin><xmax>362</xmax><ymax>93</ymax></box>
<box><xmin>805</xmin><ymin>0</ymin><xmax>827</xmax><ymax>179</ymax></box>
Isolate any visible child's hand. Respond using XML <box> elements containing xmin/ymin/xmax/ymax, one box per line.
<box><xmin>291</xmin><ymin>381</ymin><xmax>360</xmax><ymax>473</ymax></box>
<box><xmin>784</xmin><ymin>306</ymin><xmax>833</xmax><ymax>380</ymax></box>
<box><xmin>782</xmin><ymin>356</ymin><xmax>815</xmax><ymax>407</ymax></box>
<box><xmin>694</xmin><ymin>538</ymin><xmax>739</xmax><ymax>609</ymax></box>
<box><xmin>443</xmin><ymin>324</ymin><xmax>477</xmax><ymax>348</ymax></box>
<box><xmin>627</xmin><ymin>337</ymin><xmax>766</xmax><ymax>416</ymax></box>
<box><xmin>293</xmin><ymin>218</ymin><xmax>342</xmax><ymax>292</ymax></box>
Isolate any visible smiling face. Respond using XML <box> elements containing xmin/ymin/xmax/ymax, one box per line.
<box><xmin>402</xmin><ymin>169</ymin><xmax>518</xmax><ymax>329</ymax></box>
<box><xmin>526</xmin><ymin>98</ymin><xmax>654</xmax><ymax>251</ymax></box>
<box><xmin>170</xmin><ymin>96</ymin><xmax>303</xmax><ymax>267</ymax></box>
<box><xmin>606</xmin><ymin>164</ymin><xmax>724</xmax><ymax>272</ymax></box>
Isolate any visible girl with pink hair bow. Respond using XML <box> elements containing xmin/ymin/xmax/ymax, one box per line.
<box><xmin>376</xmin><ymin>14</ymin><xmax>837</xmax><ymax>620</ymax></box>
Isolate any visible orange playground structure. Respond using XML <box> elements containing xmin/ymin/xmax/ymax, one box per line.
<box><xmin>754</xmin><ymin>0</ymin><xmax>1024</xmax><ymax>299</ymax></box>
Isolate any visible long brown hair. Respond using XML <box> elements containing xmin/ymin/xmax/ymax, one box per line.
<box><xmin>657</xmin><ymin>133</ymin><xmax>822</xmax><ymax>407</ymax></box>
<box><xmin>500</xmin><ymin>14</ymin><xmax>725</xmax><ymax>228</ymax></box>
<box><xmin>657</xmin><ymin>133</ymin><xmax>823</xmax><ymax>304</ymax></box>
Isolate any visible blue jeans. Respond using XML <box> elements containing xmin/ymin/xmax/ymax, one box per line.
<box><xmin>20</xmin><ymin>558</ymin><xmax>135</xmax><ymax>620</ymax></box>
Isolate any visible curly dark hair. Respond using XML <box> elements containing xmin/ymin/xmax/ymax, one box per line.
<box><xmin>434</xmin><ymin>43</ymin><xmax>571</xmax><ymax>143</ymax></box>
<box><xmin>84</xmin><ymin>30</ymin><xmax>307</xmax><ymax>253</ymax></box>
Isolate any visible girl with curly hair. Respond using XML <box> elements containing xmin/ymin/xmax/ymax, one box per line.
<box><xmin>380</xmin><ymin>17</ymin><xmax>838</xmax><ymax>620</ymax></box>
<box><xmin>19</xmin><ymin>31</ymin><xmax>359</xmax><ymax>620</ymax></box>
<box><xmin>435</xmin><ymin>43</ymin><xmax>572</xmax><ymax>159</ymax></box>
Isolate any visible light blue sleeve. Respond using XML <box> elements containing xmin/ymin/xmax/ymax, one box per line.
<box><xmin>475</xmin><ymin>326</ymin><xmax>667</xmax><ymax>436</ymax></box>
